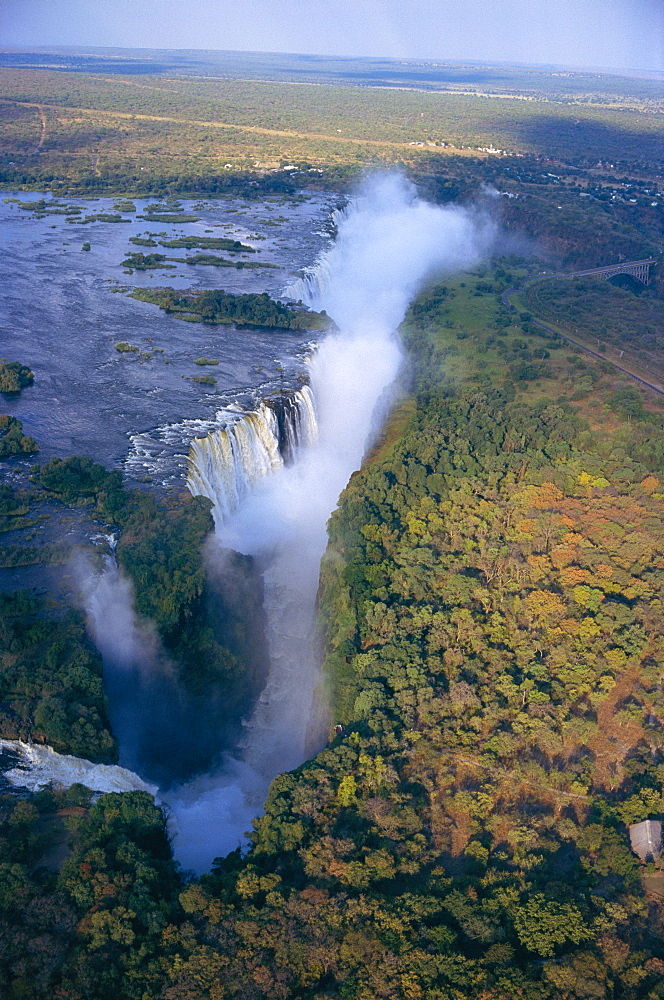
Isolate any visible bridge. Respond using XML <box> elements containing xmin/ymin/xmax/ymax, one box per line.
<box><xmin>568</xmin><ymin>257</ymin><xmax>658</xmax><ymax>285</ymax></box>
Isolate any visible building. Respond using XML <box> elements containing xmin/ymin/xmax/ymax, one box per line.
<box><xmin>629</xmin><ymin>819</ymin><xmax>662</xmax><ymax>863</ymax></box>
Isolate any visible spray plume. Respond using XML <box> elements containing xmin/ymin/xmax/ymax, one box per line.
<box><xmin>81</xmin><ymin>551</ymin><xmax>222</xmax><ymax>787</ymax></box>
<box><xmin>166</xmin><ymin>173</ymin><xmax>494</xmax><ymax>872</ymax></box>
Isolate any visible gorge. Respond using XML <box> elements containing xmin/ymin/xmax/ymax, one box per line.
<box><xmin>156</xmin><ymin>173</ymin><xmax>495</xmax><ymax>870</ymax></box>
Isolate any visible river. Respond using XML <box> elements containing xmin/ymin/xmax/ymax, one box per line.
<box><xmin>0</xmin><ymin>190</ymin><xmax>335</xmax><ymax>484</ymax></box>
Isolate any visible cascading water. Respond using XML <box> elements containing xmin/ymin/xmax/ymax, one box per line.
<box><xmin>187</xmin><ymin>386</ymin><xmax>317</xmax><ymax>526</ymax></box>
<box><xmin>0</xmin><ymin>739</ymin><xmax>158</xmax><ymax>797</ymax></box>
<box><xmin>166</xmin><ymin>173</ymin><xmax>495</xmax><ymax>873</ymax></box>
<box><xmin>269</xmin><ymin>386</ymin><xmax>318</xmax><ymax>463</ymax></box>
<box><xmin>285</xmin><ymin>234</ymin><xmax>341</xmax><ymax>306</ymax></box>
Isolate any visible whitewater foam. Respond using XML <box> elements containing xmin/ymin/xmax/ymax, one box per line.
<box><xmin>187</xmin><ymin>386</ymin><xmax>318</xmax><ymax>527</ymax></box>
<box><xmin>0</xmin><ymin>739</ymin><xmax>157</xmax><ymax>796</ymax></box>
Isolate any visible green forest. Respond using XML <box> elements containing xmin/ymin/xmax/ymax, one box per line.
<box><xmin>2</xmin><ymin>260</ymin><xmax>664</xmax><ymax>998</ymax></box>
<box><xmin>129</xmin><ymin>287</ymin><xmax>333</xmax><ymax>331</ymax></box>
<box><xmin>0</xmin><ymin>361</ymin><xmax>34</xmax><ymax>395</ymax></box>
<box><xmin>0</xmin><ymin>415</ymin><xmax>38</xmax><ymax>458</ymax></box>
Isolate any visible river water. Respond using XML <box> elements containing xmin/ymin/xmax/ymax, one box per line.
<box><xmin>0</xmin><ymin>191</ymin><xmax>335</xmax><ymax>486</ymax></box>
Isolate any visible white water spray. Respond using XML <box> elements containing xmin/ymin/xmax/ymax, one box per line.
<box><xmin>79</xmin><ymin>548</ymin><xmax>198</xmax><ymax>786</ymax></box>
<box><xmin>80</xmin><ymin>550</ymin><xmax>166</xmax><ymax>771</ymax></box>
<box><xmin>0</xmin><ymin>739</ymin><xmax>157</xmax><ymax>797</ymax></box>
<box><xmin>167</xmin><ymin>174</ymin><xmax>494</xmax><ymax>872</ymax></box>
<box><xmin>187</xmin><ymin>387</ymin><xmax>318</xmax><ymax>527</ymax></box>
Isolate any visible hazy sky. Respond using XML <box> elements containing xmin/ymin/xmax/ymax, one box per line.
<box><xmin>1</xmin><ymin>0</ymin><xmax>662</xmax><ymax>72</ymax></box>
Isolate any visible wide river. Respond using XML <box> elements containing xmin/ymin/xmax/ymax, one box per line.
<box><xmin>0</xmin><ymin>191</ymin><xmax>334</xmax><ymax>487</ymax></box>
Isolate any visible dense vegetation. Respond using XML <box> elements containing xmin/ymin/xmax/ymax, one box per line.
<box><xmin>0</xmin><ymin>414</ymin><xmax>38</xmax><ymax>457</ymax></box>
<box><xmin>1</xmin><ymin>264</ymin><xmax>664</xmax><ymax>998</ymax></box>
<box><xmin>121</xmin><ymin>252</ymin><xmax>175</xmax><ymax>270</ymax></box>
<box><xmin>121</xmin><ymin>252</ymin><xmax>265</xmax><ymax>270</ymax></box>
<box><xmin>130</xmin><ymin>286</ymin><xmax>333</xmax><ymax>330</ymax></box>
<box><xmin>158</xmin><ymin>274</ymin><xmax>664</xmax><ymax>999</ymax></box>
<box><xmin>160</xmin><ymin>273</ymin><xmax>664</xmax><ymax>999</ymax></box>
<box><xmin>0</xmin><ymin>361</ymin><xmax>34</xmax><ymax>395</ymax></box>
<box><xmin>179</xmin><ymin>253</ymin><xmax>266</xmax><ymax>268</ymax></box>
<box><xmin>140</xmin><ymin>213</ymin><xmax>200</xmax><ymax>223</ymax></box>
<box><xmin>157</xmin><ymin>236</ymin><xmax>256</xmax><ymax>252</ymax></box>
<box><xmin>0</xmin><ymin>786</ymin><xmax>181</xmax><ymax>1000</ymax></box>
<box><xmin>0</xmin><ymin>590</ymin><xmax>116</xmax><ymax>761</ymax></box>
<box><xmin>0</xmin><ymin>482</ymin><xmax>31</xmax><ymax>532</ymax></box>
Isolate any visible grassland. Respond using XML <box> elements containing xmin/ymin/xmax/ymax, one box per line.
<box><xmin>0</xmin><ymin>64</ymin><xmax>662</xmax><ymax>193</ymax></box>
<box><xmin>517</xmin><ymin>273</ymin><xmax>664</xmax><ymax>388</ymax></box>
<box><xmin>2</xmin><ymin>47</ymin><xmax>662</xmax><ymax>107</ymax></box>
<box><xmin>412</xmin><ymin>262</ymin><xmax>664</xmax><ymax>426</ymax></box>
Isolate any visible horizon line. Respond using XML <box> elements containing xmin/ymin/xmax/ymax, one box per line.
<box><xmin>0</xmin><ymin>43</ymin><xmax>661</xmax><ymax>80</ymax></box>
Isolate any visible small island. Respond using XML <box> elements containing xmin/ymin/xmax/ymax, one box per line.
<box><xmin>120</xmin><ymin>251</ymin><xmax>267</xmax><ymax>270</ymax></box>
<box><xmin>129</xmin><ymin>287</ymin><xmax>333</xmax><ymax>330</ymax></box>
<box><xmin>158</xmin><ymin>236</ymin><xmax>256</xmax><ymax>252</ymax></box>
<box><xmin>0</xmin><ymin>361</ymin><xmax>34</xmax><ymax>395</ymax></box>
<box><xmin>138</xmin><ymin>212</ymin><xmax>200</xmax><ymax>223</ymax></box>
<box><xmin>121</xmin><ymin>252</ymin><xmax>174</xmax><ymax>270</ymax></box>
<box><xmin>0</xmin><ymin>415</ymin><xmax>38</xmax><ymax>457</ymax></box>
<box><xmin>17</xmin><ymin>198</ymin><xmax>82</xmax><ymax>217</ymax></box>
<box><xmin>180</xmin><ymin>253</ymin><xmax>268</xmax><ymax>268</ymax></box>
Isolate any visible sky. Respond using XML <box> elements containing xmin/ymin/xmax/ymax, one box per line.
<box><xmin>1</xmin><ymin>0</ymin><xmax>662</xmax><ymax>73</ymax></box>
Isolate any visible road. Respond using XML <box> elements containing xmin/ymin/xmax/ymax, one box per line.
<box><xmin>502</xmin><ymin>277</ymin><xmax>664</xmax><ymax>401</ymax></box>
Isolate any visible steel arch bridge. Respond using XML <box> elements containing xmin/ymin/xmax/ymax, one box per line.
<box><xmin>569</xmin><ymin>257</ymin><xmax>658</xmax><ymax>285</ymax></box>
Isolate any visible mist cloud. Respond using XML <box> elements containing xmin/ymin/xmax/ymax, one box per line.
<box><xmin>80</xmin><ymin>553</ymin><xmax>228</xmax><ymax>787</ymax></box>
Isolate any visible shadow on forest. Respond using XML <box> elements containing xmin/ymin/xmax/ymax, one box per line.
<box><xmin>510</xmin><ymin>115</ymin><xmax>663</xmax><ymax>163</ymax></box>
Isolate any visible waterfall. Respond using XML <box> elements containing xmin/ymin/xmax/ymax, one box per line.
<box><xmin>268</xmin><ymin>385</ymin><xmax>318</xmax><ymax>463</ymax></box>
<box><xmin>284</xmin><ymin>254</ymin><xmax>338</xmax><ymax>308</ymax></box>
<box><xmin>284</xmin><ymin>204</ymin><xmax>346</xmax><ymax>306</ymax></box>
<box><xmin>186</xmin><ymin>386</ymin><xmax>317</xmax><ymax>526</ymax></box>
<box><xmin>167</xmin><ymin>174</ymin><xmax>495</xmax><ymax>873</ymax></box>
<box><xmin>0</xmin><ymin>738</ymin><xmax>158</xmax><ymax>797</ymax></box>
